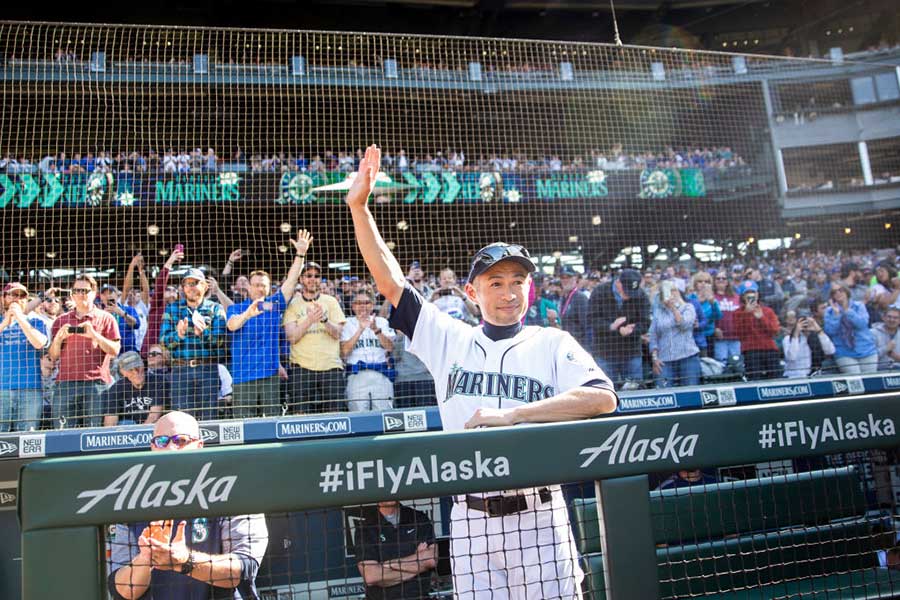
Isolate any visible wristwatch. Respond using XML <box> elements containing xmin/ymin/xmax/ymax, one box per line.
<box><xmin>179</xmin><ymin>552</ymin><xmax>195</xmax><ymax>575</ymax></box>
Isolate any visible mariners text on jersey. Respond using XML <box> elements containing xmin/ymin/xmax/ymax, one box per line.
<box><xmin>446</xmin><ymin>364</ymin><xmax>554</xmax><ymax>403</ymax></box>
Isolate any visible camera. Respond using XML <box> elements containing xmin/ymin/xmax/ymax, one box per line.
<box><xmin>69</xmin><ymin>326</ymin><xmax>85</xmax><ymax>334</ymax></box>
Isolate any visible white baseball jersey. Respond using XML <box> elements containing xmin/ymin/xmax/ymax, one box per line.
<box><xmin>340</xmin><ymin>316</ymin><xmax>395</xmax><ymax>364</ymax></box>
<box><xmin>393</xmin><ymin>287</ymin><xmax>612</xmax><ymax>432</ymax></box>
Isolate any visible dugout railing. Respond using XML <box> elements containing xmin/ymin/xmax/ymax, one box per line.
<box><xmin>18</xmin><ymin>392</ymin><xmax>900</xmax><ymax>599</ymax></box>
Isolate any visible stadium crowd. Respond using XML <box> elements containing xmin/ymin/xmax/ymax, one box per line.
<box><xmin>1</xmin><ymin>242</ymin><xmax>899</xmax><ymax>432</ymax></box>
<box><xmin>0</xmin><ymin>145</ymin><xmax>746</xmax><ymax>177</ymax></box>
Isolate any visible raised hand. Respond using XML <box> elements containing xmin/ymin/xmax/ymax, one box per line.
<box><xmin>245</xmin><ymin>299</ymin><xmax>263</xmax><ymax>318</ymax></box>
<box><xmin>229</xmin><ymin>248</ymin><xmax>243</xmax><ymax>263</ymax></box>
<box><xmin>290</xmin><ymin>228</ymin><xmax>313</xmax><ymax>256</ymax></box>
<box><xmin>165</xmin><ymin>247</ymin><xmax>185</xmax><ymax>269</ymax></box>
<box><xmin>345</xmin><ymin>144</ymin><xmax>380</xmax><ymax>210</ymax></box>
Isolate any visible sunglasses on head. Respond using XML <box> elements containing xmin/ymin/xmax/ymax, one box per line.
<box><xmin>150</xmin><ymin>434</ymin><xmax>199</xmax><ymax>449</ymax></box>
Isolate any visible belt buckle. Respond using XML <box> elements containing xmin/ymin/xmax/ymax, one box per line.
<box><xmin>188</xmin><ymin>359</ymin><xmax>200</xmax><ymax>368</ymax></box>
<box><xmin>485</xmin><ymin>496</ymin><xmax>504</xmax><ymax>518</ymax></box>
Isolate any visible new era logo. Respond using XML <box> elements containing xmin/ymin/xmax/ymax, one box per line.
<box><xmin>0</xmin><ymin>491</ymin><xmax>16</xmax><ymax>506</ymax></box>
<box><xmin>832</xmin><ymin>380</ymin><xmax>849</xmax><ymax>395</ymax></box>
<box><xmin>383</xmin><ymin>413</ymin><xmax>406</xmax><ymax>433</ymax></box>
<box><xmin>0</xmin><ymin>440</ymin><xmax>17</xmax><ymax>457</ymax></box>
<box><xmin>700</xmin><ymin>390</ymin><xmax>719</xmax><ymax>406</ymax></box>
<box><xmin>200</xmin><ymin>427</ymin><xmax>219</xmax><ymax>443</ymax></box>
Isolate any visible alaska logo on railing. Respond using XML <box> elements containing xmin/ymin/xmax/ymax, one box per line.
<box><xmin>579</xmin><ymin>423</ymin><xmax>699</xmax><ymax>467</ymax></box>
<box><xmin>76</xmin><ymin>462</ymin><xmax>236</xmax><ymax>515</ymax></box>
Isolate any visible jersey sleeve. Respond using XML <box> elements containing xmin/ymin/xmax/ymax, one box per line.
<box><xmin>108</xmin><ymin>523</ymin><xmax>139</xmax><ymax>574</ymax></box>
<box><xmin>553</xmin><ymin>331</ymin><xmax>616</xmax><ymax>394</ymax></box>
<box><xmin>406</xmin><ymin>294</ymin><xmax>474</xmax><ymax>377</ymax></box>
<box><xmin>388</xmin><ymin>284</ymin><xmax>426</xmax><ymax>338</ymax></box>
<box><xmin>340</xmin><ymin>318</ymin><xmax>357</xmax><ymax>342</ymax></box>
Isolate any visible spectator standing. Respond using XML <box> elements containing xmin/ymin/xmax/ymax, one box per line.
<box><xmin>0</xmin><ymin>283</ymin><xmax>48</xmax><ymax>432</ymax></box>
<box><xmin>98</xmin><ymin>285</ymin><xmax>141</xmax><ymax>355</ymax></box>
<box><xmin>649</xmin><ymin>282</ymin><xmax>700</xmax><ymax>388</ymax></box>
<box><xmin>558</xmin><ymin>266</ymin><xmax>591</xmax><ymax>350</ymax></box>
<box><xmin>102</xmin><ymin>352</ymin><xmax>167</xmax><ymax>426</ymax></box>
<box><xmin>840</xmin><ymin>262</ymin><xmax>869</xmax><ymax>304</ymax></box>
<box><xmin>406</xmin><ymin>261</ymin><xmax>433</xmax><ymax>299</ymax></box>
<box><xmin>686</xmin><ymin>272</ymin><xmax>721</xmax><ymax>356</ymax></box>
<box><xmin>871</xmin><ymin>307</ymin><xmax>900</xmax><ymax>371</ymax></box>
<box><xmin>49</xmin><ymin>274</ymin><xmax>121</xmax><ymax>427</ymax></box>
<box><xmin>341</xmin><ymin>291</ymin><xmax>396</xmax><ymax>412</ymax></box>
<box><xmin>733</xmin><ymin>281</ymin><xmax>781</xmax><ymax>381</ymax></box>
<box><xmin>121</xmin><ymin>253</ymin><xmax>151</xmax><ymax>352</ymax></box>
<box><xmin>355</xmin><ymin>500</ymin><xmax>437</xmax><ymax>600</ymax></box>
<box><xmin>429</xmin><ymin>268</ymin><xmax>478</xmax><ymax>323</ymax></box>
<box><xmin>589</xmin><ymin>268</ymin><xmax>650</xmax><ymax>389</ymax></box>
<box><xmin>523</xmin><ymin>278</ymin><xmax>560</xmax><ymax>328</ymax></box>
<box><xmin>143</xmin><ymin>246</ymin><xmax>184</xmax><ymax>356</ymax></box>
<box><xmin>392</xmin><ymin>332</ymin><xmax>437</xmax><ymax>408</ymax></box>
<box><xmin>159</xmin><ymin>269</ymin><xmax>227</xmax><ymax>421</ymax></box>
<box><xmin>870</xmin><ymin>261</ymin><xmax>900</xmax><ymax>316</ymax></box>
<box><xmin>713</xmin><ymin>270</ymin><xmax>742</xmax><ymax>364</ymax></box>
<box><xmin>30</xmin><ymin>287</ymin><xmax>63</xmax><ymax>332</ymax></box>
<box><xmin>226</xmin><ymin>230</ymin><xmax>310</xmax><ymax>418</ymax></box>
<box><xmin>783</xmin><ymin>312</ymin><xmax>836</xmax><ymax>378</ymax></box>
<box><xmin>824</xmin><ymin>284</ymin><xmax>879</xmax><ymax>374</ymax></box>
<box><xmin>283</xmin><ymin>261</ymin><xmax>347</xmax><ymax>413</ymax></box>
<box><xmin>108</xmin><ymin>411</ymin><xmax>268</xmax><ymax>600</ymax></box>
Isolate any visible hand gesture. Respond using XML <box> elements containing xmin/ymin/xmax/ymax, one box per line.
<box><xmin>546</xmin><ymin>308</ymin><xmax>559</xmax><ymax>326</ymax></box>
<box><xmin>192</xmin><ymin>311</ymin><xmax>207</xmax><ymax>336</ymax></box>
<box><xmin>652</xmin><ymin>358</ymin><xmax>664</xmax><ymax>376</ymax></box>
<box><xmin>345</xmin><ymin>144</ymin><xmax>380</xmax><ymax>209</ymax></box>
<box><xmin>176</xmin><ymin>318</ymin><xmax>189</xmax><ymax>338</ymax></box>
<box><xmin>207</xmin><ymin>276</ymin><xmax>220</xmax><ymax>294</ymax></box>
<box><xmin>278</xmin><ymin>364</ymin><xmax>289</xmax><ymax>381</ymax></box>
<box><xmin>619</xmin><ymin>323</ymin><xmax>636</xmax><ymax>337</ymax></box>
<box><xmin>306</xmin><ymin>303</ymin><xmax>324</xmax><ymax>324</ymax></box>
<box><xmin>228</xmin><ymin>248</ymin><xmax>243</xmax><ymax>263</ymax></box>
<box><xmin>80</xmin><ymin>321</ymin><xmax>97</xmax><ymax>340</ymax></box>
<box><xmin>806</xmin><ymin>318</ymin><xmax>821</xmax><ymax>333</ymax></box>
<box><xmin>886</xmin><ymin>340</ymin><xmax>895</xmax><ymax>354</ymax></box>
<box><xmin>54</xmin><ymin>324</ymin><xmax>72</xmax><ymax>343</ymax></box>
<box><xmin>290</xmin><ymin>228</ymin><xmax>313</xmax><ymax>256</ymax></box>
<box><xmin>148</xmin><ymin>520</ymin><xmax>190</xmax><ymax>571</ymax></box>
<box><xmin>165</xmin><ymin>247</ymin><xmax>185</xmax><ymax>269</ymax></box>
<box><xmin>610</xmin><ymin>316</ymin><xmax>627</xmax><ymax>331</ymax></box>
<box><xmin>7</xmin><ymin>301</ymin><xmax>24</xmax><ymax>319</ymax></box>
<box><xmin>246</xmin><ymin>299</ymin><xmax>263</xmax><ymax>318</ymax></box>
<box><xmin>753</xmin><ymin>307</ymin><xmax>763</xmax><ymax>319</ymax></box>
<box><xmin>129</xmin><ymin>253</ymin><xmax>144</xmax><ymax>271</ymax></box>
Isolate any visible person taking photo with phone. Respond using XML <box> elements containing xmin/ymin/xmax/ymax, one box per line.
<box><xmin>733</xmin><ymin>280</ymin><xmax>781</xmax><ymax>381</ymax></box>
<box><xmin>783</xmin><ymin>309</ymin><xmax>836</xmax><ymax>378</ymax></box>
<box><xmin>49</xmin><ymin>274</ymin><xmax>121</xmax><ymax>427</ymax></box>
<box><xmin>225</xmin><ymin>229</ymin><xmax>311</xmax><ymax>418</ymax></box>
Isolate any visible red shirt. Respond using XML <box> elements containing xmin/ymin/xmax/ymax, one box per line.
<box><xmin>51</xmin><ymin>308</ymin><xmax>120</xmax><ymax>383</ymax></box>
<box><xmin>733</xmin><ymin>305</ymin><xmax>780</xmax><ymax>352</ymax></box>
<box><xmin>142</xmin><ymin>266</ymin><xmax>170</xmax><ymax>357</ymax></box>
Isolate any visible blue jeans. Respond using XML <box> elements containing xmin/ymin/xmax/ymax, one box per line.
<box><xmin>52</xmin><ymin>380</ymin><xmax>107</xmax><ymax>428</ymax></box>
<box><xmin>596</xmin><ymin>355</ymin><xmax>644</xmax><ymax>386</ymax></box>
<box><xmin>171</xmin><ymin>365</ymin><xmax>220</xmax><ymax>422</ymax></box>
<box><xmin>656</xmin><ymin>353</ymin><xmax>701</xmax><ymax>388</ymax></box>
<box><xmin>714</xmin><ymin>339</ymin><xmax>741</xmax><ymax>364</ymax></box>
<box><xmin>0</xmin><ymin>389</ymin><xmax>43</xmax><ymax>432</ymax></box>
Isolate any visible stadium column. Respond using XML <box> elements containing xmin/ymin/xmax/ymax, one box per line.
<box><xmin>760</xmin><ymin>80</ymin><xmax>789</xmax><ymax>196</ymax></box>
<box><xmin>595</xmin><ymin>475</ymin><xmax>660</xmax><ymax>599</ymax></box>
<box><xmin>21</xmin><ymin>526</ymin><xmax>103</xmax><ymax>598</ymax></box>
<box><xmin>858</xmin><ymin>142</ymin><xmax>874</xmax><ymax>186</ymax></box>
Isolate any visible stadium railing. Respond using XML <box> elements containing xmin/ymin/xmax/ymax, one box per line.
<box><xmin>18</xmin><ymin>391</ymin><xmax>900</xmax><ymax>599</ymax></box>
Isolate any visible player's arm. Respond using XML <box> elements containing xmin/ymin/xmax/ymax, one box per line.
<box><xmin>345</xmin><ymin>145</ymin><xmax>405</xmax><ymax>307</ymax></box>
<box><xmin>465</xmin><ymin>386</ymin><xmax>617</xmax><ymax>428</ymax></box>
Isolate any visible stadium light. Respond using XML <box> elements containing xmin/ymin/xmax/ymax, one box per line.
<box><xmin>794</xmin><ymin>232</ymin><xmax>802</xmax><ymax>239</ymax></box>
<box><xmin>46</xmin><ymin>251</ymin><xmax>57</xmax><ymax>259</ymax></box>
<box><xmin>396</xmin><ymin>220</ymin><xmax>409</xmax><ymax>231</ymax></box>
<box><xmin>279</xmin><ymin>222</ymin><xmax>292</xmax><ymax>233</ymax></box>
<box><xmin>844</xmin><ymin>227</ymin><xmax>852</xmax><ymax>235</ymax></box>
<box><xmin>277</xmin><ymin>245</ymin><xmax>289</xmax><ymax>253</ymax></box>
<box><xmin>568</xmin><ymin>235</ymin><xmax>579</xmax><ymax>243</ymax></box>
<box><xmin>509</xmin><ymin>221</ymin><xmax>517</xmax><ymax>228</ymax></box>
<box><xmin>591</xmin><ymin>215</ymin><xmax>602</xmax><ymax>226</ymax></box>
<box><xmin>885</xmin><ymin>223</ymin><xmax>892</xmax><ymax>230</ymax></box>
<box><xmin>386</xmin><ymin>241</ymin><xmax>396</xmax><ymax>250</ymax></box>
<box><xmin>147</xmin><ymin>225</ymin><xmax>160</xmax><ymax>236</ymax></box>
<box><xmin>23</xmin><ymin>227</ymin><xmax>37</xmax><ymax>238</ymax></box>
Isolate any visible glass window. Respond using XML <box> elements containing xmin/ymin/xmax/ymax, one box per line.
<box><xmin>875</xmin><ymin>72</ymin><xmax>900</xmax><ymax>102</ymax></box>
<box><xmin>851</xmin><ymin>76</ymin><xmax>877</xmax><ymax>105</ymax></box>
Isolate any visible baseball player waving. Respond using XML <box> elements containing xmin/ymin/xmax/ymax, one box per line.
<box><xmin>346</xmin><ymin>145</ymin><xmax>618</xmax><ymax>599</ymax></box>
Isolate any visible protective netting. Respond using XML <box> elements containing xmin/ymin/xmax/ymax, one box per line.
<box><xmin>0</xmin><ymin>22</ymin><xmax>899</xmax><ymax>432</ymax></box>
<box><xmin>101</xmin><ymin>449</ymin><xmax>900</xmax><ymax>599</ymax></box>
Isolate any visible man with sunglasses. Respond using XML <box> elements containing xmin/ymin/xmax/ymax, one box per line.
<box><xmin>160</xmin><ymin>269</ymin><xmax>227</xmax><ymax>422</ymax></box>
<box><xmin>108</xmin><ymin>410</ymin><xmax>268</xmax><ymax>600</ymax></box>
<box><xmin>49</xmin><ymin>274</ymin><xmax>121</xmax><ymax>428</ymax></box>
<box><xmin>102</xmin><ymin>351</ymin><xmax>167</xmax><ymax>426</ymax></box>
<box><xmin>346</xmin><ymin>146</ymin><xmax>617</xmax><ymax>600</ymax></box>
<box><xmin>0</xmin><ymin>283</ymin><xmax>48</xmax><ymax>432</ymax></box>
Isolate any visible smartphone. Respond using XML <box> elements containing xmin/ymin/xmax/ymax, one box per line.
<box><xmin>261</xmin><ymin>301</ymin><xmax>274</xmax><ymax>311</ymax></box>
<box><xmin>174</xmin><ymin>243</ymin><xmax>184</xmax><ymax>254</ymax></box>
<box><xmin>69</xmin><ymin>325</ymin><xmax>85</xmax><ymax>334</ymax></box>
<box><xmin>660</xmin><ymin>280</ymin><xmax>674</xmax><ymax>302</ymax></box>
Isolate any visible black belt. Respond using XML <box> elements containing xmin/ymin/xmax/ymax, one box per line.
<box><xmin>172</xmin><ymin>358</ymin><xmax>216</xmax><ymax>367</ymax></box>
<box><xmin>464</xmin><ymin>488</ymin><xmax>553</xmax><ymax>517</ymax></box>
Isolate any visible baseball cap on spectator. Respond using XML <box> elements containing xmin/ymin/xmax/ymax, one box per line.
<box><xmin>100</xmin><ymin>284</ymin><xmax>120</xmax><ymax>294</ymax></box>
<box><xmin>618</xmin><ymin>268</ymin><xmax>641</xmax><ymax>292</ymax></box>
<box><xmin>840</xmin><ymin>262</ymin><xmax>860</xmax><ymax>278</ymax></box>
<box><xmin>467</xmin><ymin>242</ymin><xmax>536</xmax><ymax>283</ymax></box>
<box><xmin>118</xmin><ymin>351</ymin><xmax>144</xmax><ymax>371</ymax></box>
<box><xmin>587</xmin><ymin>273</ymin><xmax>601</xmax><ymax>281</ymax></box>
<box><xmin>302</xmin><ymin>261</ymin><xmax>322</xmax><ymax>275</ymax></box>
<box><xmin>3</xmin><ymin>282</ymin><xmax>27</xmax><ymax>295</ymax></box>
<box><xmin>181</xmin><ymin>268</ymin><xmax>207</xmax><ymax>283</ymax></box>
<box><xmin>738</xmin><ymin>280</ymin><xmax>759</xmax><ymax>296</ymax></box>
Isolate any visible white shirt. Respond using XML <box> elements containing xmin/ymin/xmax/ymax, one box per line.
<box><xmin>341</xmin><ymin>316</ymin><xmax>395</xmax><ymax>365</ymax></box>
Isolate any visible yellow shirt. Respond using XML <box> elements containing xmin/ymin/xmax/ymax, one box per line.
<box><xmin>283</xmin><ymin>293</ymin><xmax>346</xmax><ymax>371</ymax></box>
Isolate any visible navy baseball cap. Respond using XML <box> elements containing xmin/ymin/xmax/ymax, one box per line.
<box><xmin>467</xmin><ymin>242</ymin><xmax>536</xmax><ymax>283</ymax></box>
<box><xmin>618</xmin><ymin>268</ymin><xmax>641</xmax><ymax>292</ymax></box>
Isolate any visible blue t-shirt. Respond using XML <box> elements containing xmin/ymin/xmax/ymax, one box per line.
<box><xmin>116</xmin><ymin>305</ymin><xmax>142</xmax><ymax>354</ymax></box>
<box><xmin>0</xmin><ymin>317</ymin><xmax>47</xmax><ymax>390</ymax></box>
<box><xmin>226</xmin><ymin>291</ymin><xmax>287</xmax><ymax>384</ymax></box>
